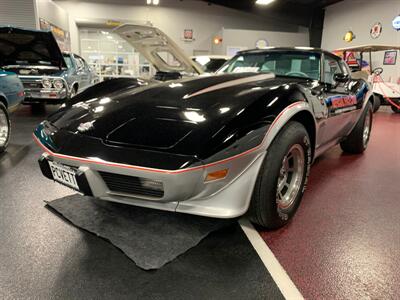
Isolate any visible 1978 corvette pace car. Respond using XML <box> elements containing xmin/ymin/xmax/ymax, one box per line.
<box><xmin>34</xmin><ymin>48</ymin><xmax>373</xmax><ymax>229</ymax></box>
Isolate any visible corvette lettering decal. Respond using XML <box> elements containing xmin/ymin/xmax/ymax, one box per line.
<box><xmin>325</xmin><ymin>95</ymin><xmax>357</xmax><ymax>109</ymax></box>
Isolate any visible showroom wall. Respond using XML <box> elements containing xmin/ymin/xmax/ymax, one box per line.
<box><xmin>213</xmin><ymin>28</ymin><xmax>309</xmax><ymax>56</ymax></box>
<box><xmin>36</xmin><ymin>0</ymin><xmax>69</xmax><ymax>31</ymax></box>
<box><xmin>322</xmin><ymin>0</ymin><xmax>400</xmax><ymax>81</ymax></box>
<box><xmin>54</xmin><ymin>0</ymin><xmax>310</xmax><ymax>55</ymax></box>
<box><xmin>0</xmin><ymin>0</ymin><xmax>37</xmax><ymax>29</ymax></box>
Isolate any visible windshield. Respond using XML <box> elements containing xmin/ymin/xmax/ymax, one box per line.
<box><xmin>193</xmin><ymin>57</ymin><xmax>228</xmax><ymax>73</ymax></box>
<box><xmin>219</xmin><ymin>51</ymin><xmax>321</xmax><ymax>80</ymax></box>
<box><xmin>63</xmin><ymin>54</ymin><xmax>73</xmax><ymax>69</ymax></box>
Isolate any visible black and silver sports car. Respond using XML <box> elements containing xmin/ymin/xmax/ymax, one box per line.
<box><xmin>34</xmin><ymin>47</ymin><xmax>373</xmax><ymax>229</ymax></box>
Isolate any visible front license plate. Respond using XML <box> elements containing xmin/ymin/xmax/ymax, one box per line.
<box><xmin>48</xmin><ymin>161</ymin><xmax>79</xmax><ymax>190</ymax></box>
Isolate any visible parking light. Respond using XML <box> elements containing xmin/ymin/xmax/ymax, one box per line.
<box><xmin>205</xmin><ymin>169</ymin><xmax>229</xmax><ymax>182</ymax></box>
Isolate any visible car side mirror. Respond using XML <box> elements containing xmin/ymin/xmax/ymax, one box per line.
<box><xmin>333</xmin><ymin>73</ymin><xmax>349</xmax><ymax>83</ymax></box>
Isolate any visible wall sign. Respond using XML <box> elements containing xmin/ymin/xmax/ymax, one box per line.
<box><xmin>370</xmin><ymin>22</ymin><xmax>382</xmax><ymax>39</ymax></box>
<box><xmin>182</xmin><ymin>29</ymin><xmax>195</xmax><ymax>42</ymax></box>
<box><xmin>343</xmin><ymin>30</ymin><xmax>356</xmax><ymax>42</ymax></box>
<box><xmin>255</xmin><ymin>39</ymin><xmax>268</xmax><ymax>49</ymax></box>
<box><xmin>184</xmin><ymin>29</ymin><xmax>193</xmax><ymax>40</ymax></box>
<box><xmin>383</xmin><ymin>51</ymin><xmax>397</xmax><ymax>65</ymax></box>
<box><xmin>393</xmin><ymin>15</ymin><xmax>400</xmax><ymax>31</ymax></box>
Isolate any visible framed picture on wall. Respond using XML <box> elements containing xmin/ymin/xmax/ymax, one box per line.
<box><xmin>383</xmin><ymin>51</ymin><xmax>397</xmax><ymax>65</ymax></box>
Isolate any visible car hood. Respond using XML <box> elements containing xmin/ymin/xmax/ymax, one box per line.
<box><xmin>47</xmin><ymin>72</ymin><xmax>298</xmax><ymax>155</ymax></box>
<box><xmin>0</xmin><ymin>26</ymin><xmax>66</xmax><ymax>69</ymax></box>
<box><xmin>114</xmin><ymin>24</ymin><xmax>203</xmax><ymax>75</ymax></box>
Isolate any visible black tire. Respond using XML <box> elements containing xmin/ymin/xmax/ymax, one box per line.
<box><xmin>65</xmin><ymin>85</ymin><xmax>78</xmax><ymax>106</ymax></box>
<box><xmin>248</xmin><ymin>121</ymin><xmax>311</xmax><ymax>229</ymax></box>
<box><xmin>0</xmin><ymin>102</ymin><xmax>11</xmax><ymax>153</ymax></box>
<box><xmin>70</xmin><ymin>85</ymin><xmax>78</xmax><ymax>98</ymax></box>
<box><xmin>340</xmin><ymin>103</ymin><xmax>373</xmax><ymax>154</ymax></box>
<box><xmin>391</xmin><ymin>103</ymin><xmax>400</xmax><ymax>113</ymax></box>
<box><xmin>373</xmin><ymin>94</ymin><xmax>381</xmax><ymax>113</ymax></box>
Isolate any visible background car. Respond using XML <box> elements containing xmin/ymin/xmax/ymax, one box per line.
<box><xmin>191</xmin><ymin>55</ymin><xmax>231</xmax><ymax>73</ymax></box>
<box><xmin>0</xmin><ymin>69</ymin><xmax>24</xmax><ymax>153</ymax></box>
<box><xmin>0</xmin><ymin>26</ymin><xmax>99</xmax><ymax>108</ymax></box>
<box><xmin>35</xmin><ymin>47</ymin><xmax>373</xmax><ymax>229</ymax></box>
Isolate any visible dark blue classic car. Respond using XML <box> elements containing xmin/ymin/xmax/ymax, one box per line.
<box><xmin>0</xmin><ymin>69</ymin><xmax>24</xmax><ymax>152</ymax></box>
<box><xmin>0</xmin><ymin>26</ymin><xmax>98</xmax><ymax>106</ymax></box>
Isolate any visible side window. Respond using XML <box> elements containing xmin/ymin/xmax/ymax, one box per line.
<box><xmin>75</xmin><ymin>56</ymin><xmax>84</xmax><ymax>70</ymax></box>
<box><xmin>339</xmin><ymin>60</ymin><xmax>350</xmax><ymax>76</ymax></box>
<box><xmin>323</xmin><ymin>56</ymin><xmax>342</xmax><ymax>84</ymax></box>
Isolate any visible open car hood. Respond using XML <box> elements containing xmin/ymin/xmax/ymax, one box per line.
<box><xmin>0</xmin><ymin>26</ymin><xmax>66</xmax><ymax>68</ymax></box>
<box><xmin>114</xmin><ymin>24</ymin><xmax>203</xmax><ymax>75</ymax></box>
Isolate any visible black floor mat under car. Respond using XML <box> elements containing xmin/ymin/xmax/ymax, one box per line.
<box><xmin>46</xmin><ymin>195</ymin><xmax>235</xmax><ymax>270</ymax></box>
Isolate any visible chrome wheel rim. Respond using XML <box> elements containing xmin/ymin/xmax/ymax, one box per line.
<box><xmin>0</xmin><ymin>109</ymin><xmax>9</xmax><ymax>147</ymax></box>
<box><xmin>363</xmin><ymin>111</ymin><xmax>371</xmax><ymax>147</ymax></box>
<box><xmin>276</xmin><ymin>144</ymin><xmax>305</xmax><ymax>210</ymax></box>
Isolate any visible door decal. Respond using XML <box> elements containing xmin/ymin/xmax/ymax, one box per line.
<box><xmin>325</xmin><ymin>95</ymin><xmax>357</xmax><ymax>114</ymax></box>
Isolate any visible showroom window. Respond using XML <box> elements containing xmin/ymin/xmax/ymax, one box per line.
<box><xmin>79</xmin><ymin>28</ymin><xmax>155</xmax><ymax>81</ymax></box>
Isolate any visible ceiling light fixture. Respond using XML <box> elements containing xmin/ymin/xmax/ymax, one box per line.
<box><xmin>256</xmin><ymin>0</ymin><xmax>275</xmax><ymax>5</ymax></box>
<box><xmin>147</xmin><ymin>0</ymin><xmax>159</xmax><ymax>5</ymax></box>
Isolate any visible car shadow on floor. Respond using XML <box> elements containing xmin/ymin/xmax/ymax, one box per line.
<box><xmin>0</xmin><ymin>144</ymin><xmax>31</xmax><ymax>177</ymax></box>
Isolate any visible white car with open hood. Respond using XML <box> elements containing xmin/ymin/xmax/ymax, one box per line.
<box><xmin>115</xmin><ymin>24</ymin><xmax>204</xmax><ymax>81</ymax></box>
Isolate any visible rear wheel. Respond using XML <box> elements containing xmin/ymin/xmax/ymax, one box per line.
<box><xmin>248</xmin><ymin>121</ymin><xmax>311</xmax><ymax>229</ymax></box>
<box><xmin>340</xmin><ymin>103</ymin><xmax>373</xmax><ymax>154</ymax></box>
<box><xmin>0</xmin><ymin>102</ymin><xmax>10</xmax><ymax>153</ymax></box>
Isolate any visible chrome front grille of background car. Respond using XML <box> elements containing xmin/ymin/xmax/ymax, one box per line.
<box><xmin>23</xmin><ymin>82</ymin><xmax>41</xmax><ymax>89</ymax></box>
<box><xmin>22</xmin><ymin>80</ymin><xmax>42</xmax><ymax>90</ymax></box>
<box><xmin>99</xmin><ymin>171</ymin><xmax>164</xmax><ymax>198</ymax></box>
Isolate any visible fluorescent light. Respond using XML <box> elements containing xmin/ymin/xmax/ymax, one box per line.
<box><xmin>146</xmin><ymin>0</ymin><xmax>151</xmax><ymax>4</ymax></box>
<box><xmin>256</xmin><ymin>0</ymin><xmax>275</xmax><ymax>5</ymax></box>
<box><xmin>153</xmin><ymin>0</ymin><xmax>159</xmax><ymax>4</ymax></box>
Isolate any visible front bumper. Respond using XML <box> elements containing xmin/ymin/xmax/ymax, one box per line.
<box><xmin>23</xmin><ymin>88</ymin><xmax>67</xmax><ymax>104</ymax></box>
<box><xmin>35</xmin><ymin>137</ymin><xmax>265</xmax><ymax>219</ymax></box>
<box><xmin>21</xmin><ymin>76</ymin><xmax>68</xmax><ymax>104</ymax></box>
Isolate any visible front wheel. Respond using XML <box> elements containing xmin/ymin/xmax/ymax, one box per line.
<box><xmin>373</xmin><ymin>94</ymin><xmax>381</xmax><ymax>113</ymax></box>
<box><xmin>0</xmin><ymin>102</ymin><xmax>10</xmax><ymax>153</ymax></box>
<box><xmin>248</xmin><ymin>121</ymin><xmax>311</xmax><ymax>229</ymax></box>
<box><xmin>340</xmin><ymin>103</ymin><xmax>373</xmax><ymax>154</ymax></box>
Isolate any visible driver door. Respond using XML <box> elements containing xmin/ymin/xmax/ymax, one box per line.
<box><xmin>319</xmin><ymin>54</ymin><xmax>358</xmax><ymax>145</ymax></box>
